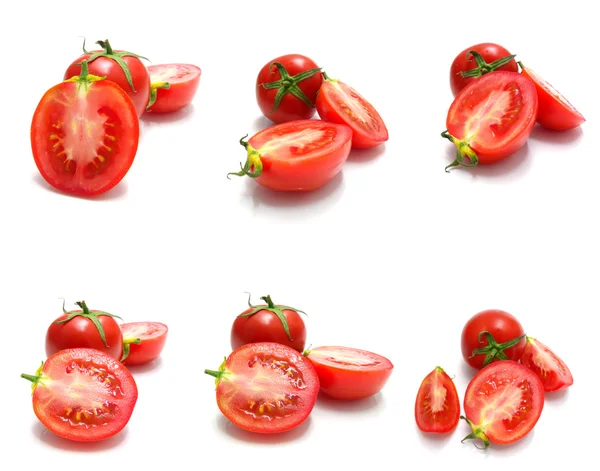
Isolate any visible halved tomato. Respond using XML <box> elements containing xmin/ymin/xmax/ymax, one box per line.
<box><xmin>21</xmin><ymin>348</ymin><xmax>138</xmax><ymax>442</ymax></box>
<box><xmin>205</xmin><ymin>342</ymin><xmax>319</xmax><ymax>434</ymax></box>
<box><xmin>462</xmin><ymin>360</ymin><xmax>544</xmax><ymax>448</ymax></box>
<box><xmin>120</xmin><ymin>322</ymin><xmax>169</xmax><ymax>366</ymax></box>
<box><xmin>146</xmin><ymin>63</ymin><xmax>201</xmax><ymax>113</ymax></box>
<box><xmin>228</xmin><ymin>120</ymin><xmax>352</xmax><ymax>191</ymax></box>
<box><xmin>415</xmin><ymin>366</ymin><xmax>460</xmax><ymax>434</ymax></box>
<box><xmin>31</xmin><ymin>62</ymin><xmax>139</xmax><ymax>196</ymax></box>
<box><xmin>520</xmin><ymin>336</ymin><xmax>573</xmax><ymax>392</ymax></box>
<box><xmin>443</xmin><ymin>71</ymin><xmax>538</xmax><ymax>171</ymax></box>
<box><xmin>303</xmin><ymin>346</ymin><xmax>393</xmax><ymax>400</ymax></box>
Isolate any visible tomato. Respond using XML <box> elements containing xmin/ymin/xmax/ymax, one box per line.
<box><xmin>31</xmin><ymin>62</ymin><xmax>139</xmax><ymax>196</ymax></box>
<box><xmin>443</xmin><ymin>71</ymin><xmax>538</xmax><ymax>171</ymax></box>
<box><xmin>303</xmin><ymin>346</ymin><xmax>393</xmax><ymax>400</ymax></box>
<box><xmin>450</xmin><ymin>43</ymin><xmax>518</xmax><ymax>96</ymax></box>
<box><xmin>204</xmin><ymin>342</ymin><xmax>319</xmax><ymax>434</ymax></box>
<box><xmin>21</xmin><ymin>348</ymin><xmax>138</xmax><ymax>442</ymax></box>
<box><xmin>519</xmin><ymin>62</ymin><xmax>585</xmax><ymax>131</ymax></box>
<box><xmin>461</xmin><ymin>309</ymin><xmax>526</xmax><ymax>370</ymax></box>
<box><xmin>231</xmin><ymin>294</ymin><xmax>306</xmax><ymax>352</ymax></box>
<box><xmin>45</xmin><ymin>300</ymin><xmax>123</xmax><ymax>360</ymax></box>
<box><xmin>520</xmin><ymin>336</ymin><xmax>573</xmax><ymax>392</ymax></box>
<box><xmin>256</xmin><ymin>54</ymin><xmax>323</xmax><ymax>123</ymax></box>
<box><xmin>65</xmin><ymin>39</ymin><xmax>150</xmax><ymax>117</ymax></box>
<box><xmin>415</xmin><ymin>366</ymin><xmax>460</xmax><ymax>434</ymax></box>
<box><xmin>316</xmin><ymin>73</ymin><xmax>388</xmax><ymax>148</ymax></box>
<box><xmin>462</xmin><ymin>360</ymin><xmax>544</xmax><ymax>448</ymax></box>
<box><xmin>146</xmin><ymin>63</ymin><xmax>201</xmax><ymax>113</ymax></box>
<box><xmin>228</xmin><ymin>120</ymin><xmax>352</xmax><ymax>191</ymax></box>
<box><xmin>120</xmin><ymin>322</ymin><xmax>169</xmax><ymax>366</ymax></box>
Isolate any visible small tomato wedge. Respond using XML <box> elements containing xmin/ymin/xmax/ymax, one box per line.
<box><xmin>120</xmin><ymin>322</ymin><xmax>168</xmax><ymax>366</ymax></box>
<box><xmin>146</xmin><ymin>63</ymin><xmax>201</xmax><ymax>113</ymax></box>
<box><xmin>519</xmin><ymin>62</ymin><xmax>585</xmax><ymax>131</ymax></box>
<box><xmin>31</xmin><ymin>62</ymin><xmax>139</xmax><ymax>196</ymax></box>
<box><xmin>21</xmin><ymin>348</ymin><xmax>138</xmax><ymax>442</ymax></box>
<box><xmin>316</xmin><ymin>73</ymin><xmax>388</xmax><ymax>148</ymax></box>
<box><xmin>415</xmin><ymin>366</ymin><xmax>460</xmax><ymax>434</ymax></box>
<box><xmin>462</xmin><ymin>360</ymin><xmax>544</xmax><ymax>448</ymax></box>
<box><xmin>303</xmin><ymin>346</ymin><xmax>393</xmax><ymax>400</ymax></box>
<box><xmin>442</xmin><ymin>71</ymin><xmax>537</xmax><ymax>171</ymax></box>
<box><xmin>205</xmin><ymin>343</ymin><xmax>319</xmax><ymax>434</ymax></box>
<box><xmin>520</xmin><ymin>336</ymin><xmax>573</xmax><ymax>392</ymax></box>
<box><xmin>228</xmin><ymin>120</ymin><xmax>352</xmax><ymax>191</ymax></box>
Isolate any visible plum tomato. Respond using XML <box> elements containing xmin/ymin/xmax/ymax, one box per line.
<box><xmin>415</xmin><ymin>366</ymin><xmax>460</xmax><ymax>434</ymax></box>
<box><xmin>21</xmin><ymin>348</ymin><xmax>138</xmax><ymax>442</ymax></box>
<box><xmin>231</xmin><ymin>294</ymin><xmax>306</xmax><ymax>352</ymax></box>
<box><xmin>461</xmin><ymin>309</ymin><xmax>526</xmax><ymax>370</ymax></box>
<box><xmin>228</xmin><ymin>120</ymin><xmax>352</xmax><ymax>191</ymax></box>
<box><xmin>204</xmin><ymin>342</ymin><xmax>320</xmax><ymax>434</ymax></box>
<box><xmin>146</xmin><ymin>63</ymin><xmax>201</xmax><ymax>113</ymax></box>
<box><xmin>520</xmin><ymin>336</ymin><xmax>573</xmax><ymax>392</ymax></box>
<box><xmin>303</xmin><ymin>346</ymin><xmax>393</xmax><ymax>400</ymax></box>
<box><xmin>120</xmin><ymin>322</ymin><xmax>168</xmax><ymax>366</ymax></box>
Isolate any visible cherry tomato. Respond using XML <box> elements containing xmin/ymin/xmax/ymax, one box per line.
<box><xmin>31</xmin><ymin>62</ymin><xmax>139</xmax><ymax>197</ymax></box>
<box><xmin>316</xmin><ymin>73</ymin><xmax>388</xmax><ymax>148</ymax></box>
<box><xmin>415</xmin><ymin>366</ymin><xmax>460</xmax><ymax>434</ymax></box>
<box><xmin>443</xmin><ymin>71</ymin><xmax>538</xmax><ymax>171</ymax></box>
<box><xmin>205</xmin><ymin>342</ymin><xmax>319</xmax><ymax>434</ymax></box>
<box><xmin>256</xmin><ymin>54</ymin><xmax>323</xmax><ymax>123</ymax></box>
<box><xmin>304</xmin><ymin>346</ymin><xmax>393</xmax><ymax>400</ymax></box>
<box><xmin>120</xmin><ymin>322</ymin><xmax>168</xmax><ymax>366</ymax></box>
<box><xmin>146</xmin><ymin>63</ymin><xmax>201</xmax><ymax>113</ymax></box>
<box><xmin>21</xmin><ymin>348</ymin><xmax>138</xmax><ymax>442</ymax></box>
<box><xmin>519</xmin><ymin>62</ymin><xmax>585</xmax><ymax>131</ymax></box>
<box><xmin>450</xmin><ymin>43</ymin><xmax>518</xmax><ymax>96</ymax></box>
<box><xmin>461</xmin><ymin>309</ymin><xmax>526</xmax><ymax>370</ymax></box>
<box><xmin>45</xmin><ymin>300</ymin><xmax>123</xmax><ymax>360</ymax></box>
<box><xmin>462</xmin><ymin>360</ymin><xmax>544</xmax><ymax>448</ymax></box>
<box><xmin>228</xmin><ymin>120</ymin><xmax>352</xmax><ymax>191</ymax></box>
<box><xmin>64</xmin><ymin>39</ymin><xmax>150</xmax><ymax>117</ymax></box>
<box><xmin>520</xmin><ymin>336</ymin><xmax>573</xmax><ymax>392</ymax></box>
<box><xmin>231</xmin><ymin>294</ymin><xmax>306</xmax><ymax>352</ymax></box>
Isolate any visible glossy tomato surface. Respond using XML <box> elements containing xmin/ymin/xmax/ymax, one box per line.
<box><xmin>415</xmin><ymin>367</ymin><xmax>460</xmax><ymax>433</ymax></box>
<box><xmin>520</xmin><ymin>337</ymin><xmax>573</xmax><ymax>392</ymax></box>
<box><xmin>305</xmin><ymin>346</ymin><xmax>393</xmax><ymax>400</ymax></box>
<box><xmin>147</xmin><ymin>63</ymin><xmax>201</xmax><ymax>113</ymax></box>
<box><xmin>206</xmin><ymin>343</ymin><xmax>319</xmax><ymax>434</ymax></box>
<box><xmin>120</xmin><ymin>322</ymin><xmax>168</xmax><ymax>366</ymax></box>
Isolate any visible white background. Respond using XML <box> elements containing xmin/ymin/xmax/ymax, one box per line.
<box><xmin>0</xmin><ymin>0</ymin><xmax>598</xmax><ymax>469</ymax></box>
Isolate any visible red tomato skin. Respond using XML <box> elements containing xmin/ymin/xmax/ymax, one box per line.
<box><xmin>415</xmin><ymin>367</ymin><xmax>460</xmax><ymax>433</ymax></box>
<box><xmin>147</xmin><ymin>64</ymin><xmax>201</xmax><ymax>113</ymax></box>
<box><xmin>520</xmin><ymin>337</ymin><xmax>574</xmax><ymax>392</ymax></box>
<box><xmin>450</xmin><ymin>43</ymin><xmax>518</xmax><ymax>96</ymax></box>
<box><xmin>120</xmin><ymin>322</ymin><xmax>168</xmax><ymax>366</ymax></box>
<box><xmin>461</xmin><ymin>309</ymin><xmax>526</xmax><ymax>370</ymax></box>
<box><xmin>256</xmin><ymin>54</ymin><xmax>323</xmax><ymax>123</ymax></box>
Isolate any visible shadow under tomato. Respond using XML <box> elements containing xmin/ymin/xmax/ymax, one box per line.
<box><xmin>33</xmin><ymin>421</ymin><xmax>129</xmax><ymax>451</ymax></box>
<box><xmin>141</xmin><ymin>104</ymin><xmax>196</xmax><ymax>126</ymax></box>
<box><xmin>313</xmin><ymin>392</ymin><xmax>385</xmax><ymax>413</ymax></box>
<box><xmin>124</xmin><ymin>357</ymin><xmax>164</xmax><ymax>375</ymax></box>
<box><xmin>33</xmin><ymin>174</ymin><xmax>129</xmax><ymax>201</ymax></box>
<box><xmin>444</xmin><ymin>142</ymin><xmax>532</xmax><ymax>179</ymax></box>
<box><xmin>416</xmin><ymin>424</ymin><xmax>458</xmax><ymax>449</ymax></box>
<box><xmin>217</xmin><ymin>414</ymin><xmax>312</xmax><ymax>444</ymax></box>
<box><xmin>251</xmin><ymin>115</ymin><xmax>278</xmax><ymax>133</ymax></box>
<box><xmin>346</xmin><ymin>143</ymin><xmax>386</xmax><ymax>164</ymax></box>
<box><xmin>545</xmin><ymin>387</ymin><xmax>570</xmax><ymax>403</ymax></box>
<box><xmin>530</xmin><ymin>125</ymin><xmax>583</xmax><ymax>145</ymax></box>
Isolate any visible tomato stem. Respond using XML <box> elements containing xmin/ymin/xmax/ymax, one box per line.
<box><xmin>227</xmin><ymin>136</ymin><xmax>263</xmax><ymax>180</ymax></box>
<box><xmin>460</xmin><ymin>415</ymin><xmax>490</xmax><ymax>449</ymax></box>
<box><xmin>322</xmin><ymin>71</ymin><xmax>336</xmax><ymax>82</ymax></box>
<box><xmin>459</xmin><ymin>50</ymin><xmax>517</xmax><ymax>79</ymax></box>
<box><xmin>441</xmin><ymin>130</ymin><xmax>479</xmax><ymax>172</ymax></box>
<box><xmin>470</xmin><ymin>331</ymin><xmax>526</xmax><ymax>367</ymax></box>
<box><xmin>260</xmin><ymin>62</ymin><xmax>322</xmax><ymax>112</ymax></box>
<box><xmin>120</xmin><ymin>338</ymin><xmax>142</xmax><ymax>362</ymax></box>
<box><xmin>76</xmin><ymin>300</ymin><xmax>91</xmax><ymax>314</ymax></box>
<box><xmin>146</xmin><ymin>82</ymin><xmax>171</xmax><ymax>111</ymax></box>
<box><xmin>53</xmin><ymin>301</ymin><xmax>123</xmax><ymax>348</ymax></box>
<box><xmin>20</xmin><ymin>373</ymin><xmax>38</xmax><ymax>383</ymax></box>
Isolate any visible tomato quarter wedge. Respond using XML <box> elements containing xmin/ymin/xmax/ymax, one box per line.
<box><xmin>520</xmin><ymin>336</ymin><xmax>573</xmax><ymax>392</ymax></box>
<box><xmin>146</xmin><ymin>63</ymin><xmax>201</xmax><ymax>113</ymax></box>
<box><xmin>415</xmin><ymin>367</ymin><xmax>460</xmax><ymax>434</ymax></box>
<box><xmin>120</xmin><ymin>322</ymin><xmax>169</xmax><ymax>366</ymax></box>
<box><xmin>21</xmin><ymin>348</ymin><xmax>138</xmax><ymax>442</ymax></box>
<box><xmin>205</xmin><ymin>342</ymin><xmax>319</xmax><ymax>434</ymax></box>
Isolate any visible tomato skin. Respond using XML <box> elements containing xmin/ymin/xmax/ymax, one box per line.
<box><xmin>304</xmin><ymin>346</ymin><xmax>393</xmax><ymax>400</ymax></box>
<box><xmin>461</xmin><ymin>309</ymin><xmax>526</xmax><ymax>370</ymax></box>
<box><xmin>120</xmin><ymin>322</ymin><xmax>168</xmax><ymax>366</ymax></box>
<box><xmin>520</xmin><ymin>337</ymin><xmax>573</xmax><ymax>392</ymax></box>
<box><xmin>147</xmin><ymin>64</ymin><xmax>201</xmax><ymax>113</ymax></box>
<box><xmin>415</xmin><ymin>367</ymin><xmax>460</xmax><ymax>434</ymax></box>
<box><xmin>450</xmin><ymin>43</ymin><xmax>518</xmax><ymax>96</ymax></box>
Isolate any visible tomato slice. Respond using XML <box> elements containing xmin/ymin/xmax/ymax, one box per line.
<box><xmin>31</xmin><ymin>70</ymin><xmax>139</xmax><ymax>196</ymax></box>
<box><xmin>304</xmin><ymin>346</ymin><xmax>393</xmax><ymax>400</ymax></box>
<box><xmin>519</xmin><ymin>62</ymin><xmax>585</xmax><ymax>131</ymax></box>
<box><xmin>462</xmin><ymin>360</ymin><xmax>544</xmax><ymax>448</ymax></box>
<box><xmin>21</xmin><ymin>348</ymin><xmax>138</xmax><ymax>442</ymax></box>
<box><xmin>415</xmin><ymin>367</ymin><xmax>460</xmax><ymax>433</ymax></box>
<box><xmin>316</xmin><ymin>74</ymin><xmax>388</xmax><ymax>148</ymax></box>
<box><xmin>228</xmin><ymin>120</ymin><xmax>352</xmax><ymax>191</ymax></box>
<box><xmin>205</xmin><ymin>342</ymin><xmax>319</xmax><ymax>434</ymax></box>
<box><xmin>520</xmin><ymin>337</ymin><xmax>573</xmax><ymax>392</ymax></box>
<box><xmin>443</xmin><ymin>71</ymin><xmax>538</xmax><ymax>170</ymax></box>
<box><xmin>120</xmin><ymin>322</ymin><xmax>168</xmax><ymax>366</ymax></box>
<box><xmin>146</xmin><ymin>64</ymin><xmax>201</xmax><ymax>113</ymax></box>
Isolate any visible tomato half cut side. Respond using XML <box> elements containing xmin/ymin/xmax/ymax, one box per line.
<box><xmin>462</xmin><ymin>360</ymin><xmax>544</xmax><ymax>448</ymax></box>
<box><xmin>520</xmin><ymin>336</ymin><xmax>573</xmax><ymax>392</ymax></box>
<box><xmin>415</xmin><ymin>367</ymin><xmax>460</xmax><ymax>433</ymax></box>
<box><xmin>146</xmin><ymin>63</ymin><xmax>201</xmax><ymax>113</ymax></box>
<box><xmin>205</xmin><ymin>342</ymin><xmax>319</xmax><ymax>434</ymax></box>
<box><xmin>120</xmin><ymin>322</ymin><xmax>169</xmax><ymax>366</ymax></box>
<box><xmin>21</xmin><ymin>348</ymin><xmax>138</xmax><ymax>442</ymax></box>
<box><xmin>228</xmin><ymin>120</ymin><xmax>352</xmax><ymax>191</ymax></box>
<box><xmin>304</xmin><ymin>346</ymin><xmax>393</xmax><ymax>400</ymax></box>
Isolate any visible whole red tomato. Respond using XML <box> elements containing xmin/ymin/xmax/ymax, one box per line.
<box><xmin>231</xmin><ymin>294</ymin><xmax>307</xmax><ymax>352</ymax></box>
<box><xmin>461</xmin><ymin>309</ymin><xmax>526</xmax><ymax>369</ymax></box>
<box><xmin>64</xmin><ymin>39</ymin><xmax>150</xmax><ymax>117</ymax></box>
<box><xmin>45</xmin><ymin>301</ymin><xmax>123</xmax><ymax>360</ymax></box>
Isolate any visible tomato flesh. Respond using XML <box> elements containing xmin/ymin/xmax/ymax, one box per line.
<box><xmin>147</xmin><ymin>64</ymin><xmax>201</xmax><ymax>113</ymax></box>
<box><xmin>415</xmin><ymin>367</ymin><xmax>460</xmax><ymax>433</ymax></box>
<box><xmin>520</xmin><ymin>337</ymin><xmax>573</xmax><ymax>392</ymax></box>
<box><xmin>120</xmin><ymin>322</ymin><xmax>168</xmax><ymax>366</ymax></box>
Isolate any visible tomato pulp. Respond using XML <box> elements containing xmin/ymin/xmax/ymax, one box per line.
<box><xmin>120</xmin><ymin>322</ymin><xmax>169</xmax><ymax>366</ymax></box>
<box><xmin>415</xmin><ymin>367</ymin><xmax>460</xmax><ymax>433</ymax></box>
<box><xmin>520</xmin><ymin>336</ymin><xmax>573</xmax><ymax>392</ymax></box>
<box><xmin>147</xmin><ymin>63</ymin><xmax>201</xmax><ymax>113</ymax></box>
